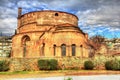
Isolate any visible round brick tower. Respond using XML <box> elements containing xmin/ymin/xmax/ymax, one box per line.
<box><xmin>12</xmin><ymin>8</ymin><xmax>89</xmax><ymax>58</ymax></box>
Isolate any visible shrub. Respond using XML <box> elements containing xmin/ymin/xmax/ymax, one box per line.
<box><xmin>0</xmin><ymin>60</ymin><xmax>9</xmax><ymax>71</ymax></box>
<box><xmin>112</xmin><ymin>60</ymin><xmax>120</xmax><ymax>70</ymax></box>
<box><xmin>38</xmin><ymin>59</ymin><xmax>50</xmax><ymax>70</ymax></box>
<box><xmin>38</xmin><ymin>59</ymin><xmax>58</xmax><ymax>70</ymax></box>
<box><xmin>49</xmin><ymin>59</ymin><xmax>58</xmax><ymax>70</ymax></box>
<box><xmin>105</xmin><ymin>60</ymin><xmax>112</xmax><ymax>70</ymax></box>
<box><xmin>64</xmin><ymin>77</ymin><xmax>73</xmax><ymax>80</ymax></box>
<box><xmin>105</xmin><ymin>60</ymin><xmax>120</xmax><ymax>70</ymax></box>
<box><xmin>84</xmin><ymin>60</ymin><xmax>94</xmax><ymax>70</ymax></box>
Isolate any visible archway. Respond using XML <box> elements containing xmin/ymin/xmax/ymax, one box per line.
<box><xmin>21</xmin><ymin>35</ymin><xmax>30</xmax><ymax>57</ymax></box>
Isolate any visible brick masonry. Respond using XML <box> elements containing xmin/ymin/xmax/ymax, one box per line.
<box><xmin>12</xmin><ymin>8</ymin><xmax>89</xmax><ymax>58</ymax></box>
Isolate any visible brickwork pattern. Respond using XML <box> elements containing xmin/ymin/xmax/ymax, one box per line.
<box><xmin>12</xmin><ymin>9</ymin><xmax>89</xmax><ymax>58</ymax></box>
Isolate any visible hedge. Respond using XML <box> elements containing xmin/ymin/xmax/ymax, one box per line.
<box><xmin>38</xmin><ymin>59</ymin><xmax>58</xmax><ymax>70</ymax></box>
<box><xmin>105</xmin><ymin>60</ymin><xmax>120</xmax><ymax>70</ymax></box>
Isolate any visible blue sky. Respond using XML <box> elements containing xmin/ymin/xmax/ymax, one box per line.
<box><xmin>0</xmin><ymin>0</ymin><xmax>120</xmax><ymax>39</ymax></box>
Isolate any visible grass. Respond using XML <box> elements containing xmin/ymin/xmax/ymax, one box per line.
<box><xmin>0</xmin><ymin>70</ymin><xmax>119</xmax><ymax>79</ymax></box>
<box><xmin>0</xmin><ymin>70</ymin><xmax>91</xmax><ymax>75</ymax></box>
<box><xmin>0</xmin><ymin>71</ymin><xmax>30</xmax><ymax>75</ymax></box>
<box><xmin>0</xmin><ymin>70</ymin><xmax>119</xmax><ymax>75</ymax></box>
<box><xmin>0</xmin><ymin>70</ymin><xmax>63</xmax><ymax>75</ymax></box>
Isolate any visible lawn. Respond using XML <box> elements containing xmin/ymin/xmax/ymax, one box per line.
<box><xmin>0</xmin><ymin>70</ymin><xmax>120</xmax><ymax>78</ymax></box>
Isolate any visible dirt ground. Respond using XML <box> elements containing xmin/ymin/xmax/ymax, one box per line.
<box><xmin>0</xmin><ymin>70</ymin><xmax>120</xmax><ymax>79</ymax></box>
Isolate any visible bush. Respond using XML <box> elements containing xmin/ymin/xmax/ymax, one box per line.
<box><xmin>64</xmin><ymin>77</ymin><xmax>73</xmax><ymax>80</ymax></box>
<box><xmin>49</xmin><ymin>59</ymin><xmax>58</xmax><ymax>70</ymax></box>
<box><xmin>105</xmin><ymin>60</ymin><xmax>112</xmax><ymax>70</ymax></box>
<box><xmin>105</xmin><ymin>60</ymin><xmax>120</xmax><ymax>70</ymax></box>
<box><xmin>38</xmin><ymin>59</ymin><xmax>58</xmax><ymax>70</ymax></box>
<box><xmin>38</xmin><ymin>59</ymin><xmax>50</xmax><ymax>70</ymax></box>
<box><xmin>84</xmin><ymin>60</ymin><xmax>94</xmax><ymax>70</ymax></box>
<box><xmin>112</xmin><ymin>60</ymin><xmax>120</xmax><ymax>70</ymax></box>
<box><xmin>0</xmin><ymin>60</ymin><xmax>9</xmax><ymax>71</ymax></box>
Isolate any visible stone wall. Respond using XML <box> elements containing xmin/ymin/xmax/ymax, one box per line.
<box><xmin>10</xmin><ymin>58</ymin><xmax>39</xmax><ymax>71</ymax></box>
<box><xmin>0</xmin><ymin>57</ymin><xmax>87</xmax><ymax>71</ymax></box>
<box><xmin>9</xmin><ymin>57</ymin><xmax>89</xmax><ymax>71</ymax></box>
<box><xmin>1</xmin><ymin>56</ymin><xmax>119</xmax><ymax>71</ymax></box>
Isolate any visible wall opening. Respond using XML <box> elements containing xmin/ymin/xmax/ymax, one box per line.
<box><xmin>61</xmin><ymin>44</ymin><xmax>66</xmax><ymax>56</ymax></box>
<box><xmin>80</xmin><ymin>45</ymin><xmax>83</xmax><ymax>58</ymax></box>
<box><xmin>41</xmin><ymin>43</ymin><xmax>45</xmax><ymax>56</ymax></box>
<box><xmin>80</xmin><ymin>45</ymin><xmax>83</xmax><ymax>47</ymax></box>
<box><xmin>21</xmin><ymin>35</ymin><xmax>30</xmax><ymax>57</ymax></box>
<box><xmin>55</xmin><ymin>13</ymin><xmax>58</xmax><ymax>16</ymax></box>
<box><xmin>72</xmin><ymin>44</ymin><xmax>76</xmax><ymax>56</ymax></box>
<box><xmin>53</xmin><ymin>44</ymin><xmax>56</xmax><ymax>56</ymax></box>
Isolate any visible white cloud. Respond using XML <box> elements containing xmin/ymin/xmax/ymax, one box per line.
<box><xmin>0</xmin><ymin>0</ymin><xmax>120</xmax><ymax>38</ymax></box>
<box><xmin>0</xmin><ymin>17</ymin><xmax>17</xmax><ymax>33</ymax></box>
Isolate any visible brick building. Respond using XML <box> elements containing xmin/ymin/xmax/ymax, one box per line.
<box><xmin>12</xmin><ymin>8</ymin><xmax>89</xmax><ymax>58</ymax></box>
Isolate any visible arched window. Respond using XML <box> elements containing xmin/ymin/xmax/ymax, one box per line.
<box><xmin>53</xmin><ymin>44</ymin><xmax>56</xmax><ymax>56</ymax></box>
<box><xmin>41</xmin><ymin>43</ymin><xmax>45</xmax><ymax>56</ymax></box>
<box><xmin>80</xmin><ymin>45</ymin><xmax>83</xmax><ymax>58</ymax></box>
<box><xmin>80</xmin><ymin>45</ymin><xmax>83</xmax><ymax>47</ymax></box>
<box><xmin>72</xmin><ymin>44</ymin><xmax>76</xmax><ymax>56</ymax></box>
<box><xmin>22</xmin><ymin>35</ymin><xmax>30</xmax><ymax>45</ymax></box>
<box><xmin>21</xmin><ymin>35</ymin><xmax>30</xmax><ymax>57</ymax></box>
<box><xmin>61</xmin><ymin>44</ymin><xmax>66</xmax><ymax>56</ymax></box>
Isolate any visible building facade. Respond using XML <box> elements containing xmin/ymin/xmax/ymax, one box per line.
<box><xmin>12</xmin><ymin>8</ymin><xmax>89</xmax><ymax>58</ymax></box>
<box><xmin>0</xmin><ymin>36</ymin><xmax>12</xmax><ymax>57</ymax></box>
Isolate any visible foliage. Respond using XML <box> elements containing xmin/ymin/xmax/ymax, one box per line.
<box><xmin>89</xmin><ymin>35</ymin><xmax>105</xmax><ymax>50</ymax></box>
<box><xmin>105</xmin><ymin>60</ymin><xmax>112</xmax><ymax>70</ymax></box>
<box><xmin>0</xmin><ymin>60</ymin><xmax>9</xmax><ymax>71</ymax></box>
<box><xmin>38</xmin><ymin>59</ymin><xmax>58</xmax><ymax>70</ymax></box>
<box><xmin>38</xmin><ymin>59</ymin><xmax>49</xmax><ymax>70</ymax></box>
<box><xmin>90</xmin><ymin>35</ymin><xmax>105</xmax><ymax>44</ymax></box>
<box><xmin>112</xmin><ymin>60</ymin><xmax>120</xmax><ymax>70</ymax></box>
<box><xmin>84</xmin><ymin>60</ymin><xmax>94</xmax><ymax>70</ymax></box>
<box><xmin>49</xmin><ymin>59</ymin><xmax>58</xmax><ymax>70</ymax></box>
<box><xmin>64</xmin><ymin>77</ymin><xmax>73</xmax><ymax>80</ymax></box>
<box><xmin>105</xmin><ymin>60</ymin><xmax>120</xmax><ymax>70</ymax></box>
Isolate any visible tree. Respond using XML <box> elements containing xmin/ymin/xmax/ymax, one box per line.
<box><xmin>89</xmin><ymin>35</ymin><xmax>106</xmax><ymax>53</ymax></box>
<box><xmin>90</xmin><ymin>35</ymin><xmax>105</xmax><ymax>44</ymax></box>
